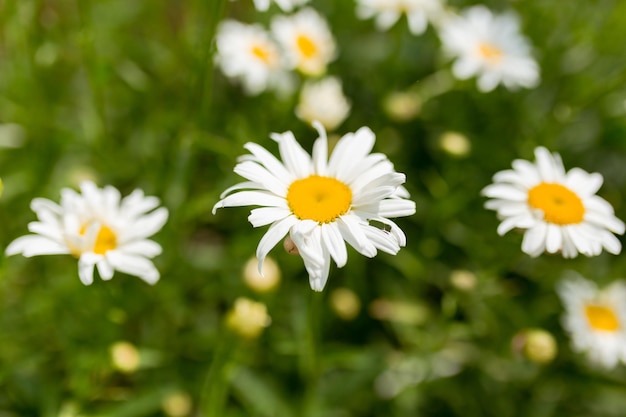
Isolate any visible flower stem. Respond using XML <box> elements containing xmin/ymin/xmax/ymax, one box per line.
<box><xmin>300</xmin><ymin>292</ymin><xmax>323</xmax><ymax>416</ymax></box>
<box><xmin>199</xmin><ymin>331</ymin><xmax>237</xmax><ymax>417</ymax></box>
<box><xmin>410</xmin><ymin>68</ymin><xmax>455</xmax><ymax>103</ymax></box>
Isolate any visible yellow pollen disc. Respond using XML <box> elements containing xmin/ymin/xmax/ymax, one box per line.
<box><xmin>478</xmin><ymin>42</ymin><xmax>503</xmax><ymax>62</ymax></box>
<box><xmin>251</xmin><ymin>45</ymin><xmax>272</xmax><ymax>64</ymax></box>
<box><xmin>79</xmin><ymin>223</ymin><xmax>117</xmax><ymax>255</ymax></box>
<box><xmin>94</xmin><ymin>225</ymin><xmax>117</xmax><ymax>254</ymax></box>
<box><xmin>585</xmin><ymin>304</ymin><xmax>620</xmax><ymax>332</ymax></box>
<box><xmin>296</xmin><ymin>34</ymin><xmax>318</xmax><ymax>59</ymax></box>
<box><xmin>287</xmin><ymin>175</ymin><xmax>352</xmax><ymax>223</ymax></box>
<box><xmin>527</xmin><ymin>182</ymin><xmax>585</xmax><ymax>225</ymax></box>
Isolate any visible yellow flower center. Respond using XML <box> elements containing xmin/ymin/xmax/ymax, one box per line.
<box><xmin>527</xmin><ymin>183</ymin><xmax>585</xmax><ymax>225</ymax></box>
<box><xmin>585</xmin><ymin>304</ymin><xmax>620</xmax><ymax>332</ymax></box>
<box><xmin>478</xmin><ymin>42</ymin><xmax>503</xmax><ymax>62</ymax></box>
<box><xmin>296</xmin><ymin>34</ymin><xmax>318</xmax><ymax>59</ymax></box>
<box><xmin>251</xmin><ymin>44</ymin><xmax>272</xmax><ymax>64</ymax></box>
<box><xmin>78</xmin><ymin>223</ymin><xmax>118</xmax><ymax>255</ymax></box>
<box><xmin>286</xmin><ymin>175</ymin><xmax>352</xmax><ymax>223</ymax></box>
<box><xmin>93</xmin><ymin>225</ymin><xmax>118</xmax><ymax>254</ymax></box>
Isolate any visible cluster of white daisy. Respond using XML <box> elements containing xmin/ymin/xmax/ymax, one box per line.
<box><xmin>2</xmin><ymin>2</ymin><xmax>623</xmax><ymax>378</ymax></box>
<box><xmin>354</xmin><ymin>1</ymin><xmax>540</xmax><ymax>92</ymax></box>
<box><xmin>219</xmin><ymin>0</ymin><xmax>540</xmax><ymax>118</ymax></box>
<box><xmin>482</xmin><ymin>147</ymin><xmax>625</xmax><ymax>369</ymax></box>
<box><xmin>215</xmin><ymin>6</ymin><xmax>351</xmax><ymax>130</ymax></box>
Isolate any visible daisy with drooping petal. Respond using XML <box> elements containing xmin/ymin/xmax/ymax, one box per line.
<box><xmin>295</xmin><ymin>76</ymin><xmax>351</xmax><ymax>131</ymax></box>
<box><xmin>271</xmin><ymin>8</ymin><xmax>337</xmax><ymax>76</ymax></box>
<box><xmin>248</xmin><ymin>0</ymin><xmax>310</xmax><ymax>12</ymax></box>
<box><xmin>6</xmin><ymin>181</ymin><xmax>168</xmax><ymax>285</ymax></box>
<box><xmin>558</xmin><ymin>275</ymin><xmax>626</xmax><ymax>368</ymax></box>
<box><xmin>439</xmin><ymin>5</ymin><xmax>540</xmax><ymax>92</ymax></box>
<box><xmin>355</xmin><ymin>0</ymin><xmax>443</xmax><ymax>36</ymax></box>
<box><xmin>482</xmin><ymin>147</ymin><xmax>625</xmax><ymax>258</ymax></box>
<box><xmin>213</xmin><ymin>122</ymin><xmax>416</xmax><ymax>292</ymax></box>
<box><xmin>215</xmin><ymin>20</ymin><xmax>293</xmax><ymax>96</ymax></box>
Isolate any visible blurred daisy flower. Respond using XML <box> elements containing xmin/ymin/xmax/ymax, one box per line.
<box><xmin>355</xmin><ymin>0</ymin><xmax>443</xmax><ymax>35</ymax></box>
<box><xmin>6</xmin><ymin>181</ymin><xmax>168</xmax><ymax>285</ymax></box>
<box><xmin>482</xmin><ymin>147</ymin><xmax>625</xmax><ymax>258</ymax></box>
<box><xmin>247</xmin><ymin>0</ymin><xmax>310</xmax><ymax>12</ymax></box>
<box><xmin>271</xmin><ymin>8</ymin><xmax>337</xmax><ymax>76</ymax></box>
<box><xmin>213</xmin><ymin>122</ymin><xmax>416</xmax><ymax>292</ymax></box>
<box><xmin>295</xmin><ymin>76</ymin><xmax>351</xmax><ymax>131</ymax></box>
<box><xmin>215</xmin><ymin>20</ymin><xmax>292</xmax><ymax>96</ymax></box>
<box><xmin>558</xmin><ymin>276</ymin><xmax>626</xmax><ymax>368</ymax></box>
<box><xmin>439</xmin><ymin>5</ymin><xmax>540</xmax><ymax>92</ymax></box>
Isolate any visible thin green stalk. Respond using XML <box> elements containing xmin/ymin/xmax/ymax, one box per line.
<box><xmin>409</xmin><ymin>68</ymin><xmax>455</xmax><ymax>103</ymax></box>
<box><xmin>199</xmin><ymin>331</ymin><xmax>238</xmax><ymax>417</ymax></box>
<box><xmin>300</xmin><ymin>292</ymin><xmax>323</xmax><ymax>417</ymax></box>
<box><xmin>163</xmin><ymin>0</ymin><xmax>226</xmax><ymax>211</ymax></box>
<box><xmin>190</xmin><ymin>0</ymin><xmax>227</xmax><ymax>122</ymax></box>
<box><xmin>75</xmin><ymin>0</ymin><xmax>108</xmax><ymax>143</ymax></box>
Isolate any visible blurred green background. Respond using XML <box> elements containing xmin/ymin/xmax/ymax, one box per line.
<box><xmin>2</xmin><ymin>0</ymin><xmax>626</xmax><ymax>416</ymax></box>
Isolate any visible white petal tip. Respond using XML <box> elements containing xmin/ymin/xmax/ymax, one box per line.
<box><xmin>211</xmin><ymin>202</ymin><xmax>223</xmax><ymax>215</ymax></box>
<box><xmin>142</xmin><ymin>275</ymin><xmax>160</xmax><ymax>285</ymax></box>
<box><xmin>309</xmin><ymin>278</ymin><xmax>324</xmax><ymax>292</ymax></box>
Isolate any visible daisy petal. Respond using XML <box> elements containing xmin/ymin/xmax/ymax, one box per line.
<box><xmin>321</xmin><ymin>222</ymin><xmax>347</xmax><ymax>268</ymax></box>
<box><xmin>256</xmin><ymin>215</ymin><xmax>299</xmax><ymax>274</ymax></box>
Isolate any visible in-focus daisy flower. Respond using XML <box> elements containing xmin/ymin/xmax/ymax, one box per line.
<box><xmin>482</xmin><ymin>147</ymin><xmax>625</xmax><ymax>258</ymax></box>
<box><xmin>248</xmin><ymin>0</ymin><xmax>310</xmax><ymax>12</ymax></box>
<box><xmin>215</xmin><ymin>20</ymin><xmax>292</xmax><ymax>96</ymax></box>
<box><xmin>355</xmin><ymin>0</ymin><xmax>443</xmax><ymax>36</ymax></box>
<box><xmin>271</xmin><ymin>8</ymin><xmax>337</xmax><ymax>76</ymax></box>
<box><xmin>295</xmin><ymin>76</ymin><xmax>351</xmax><ymax>131</ymax></box>
<box><xmin>213</xmin><ymin>123</ymin><xmax>416</xmax><ymax>291</ymax></box>
<box><xmin>558</xmin><ymin>276</ymin><xmax>626</xmax><ymax>368</ymax></box>
<box><xmin>439</xmin><ymin>5</ymin><xmax>540</xmax><ymax>92</ymax></box>
<box><xmin>6</xmin><ymin>181</ymin><xmax>168</xmax><ymax>285</ymax></box>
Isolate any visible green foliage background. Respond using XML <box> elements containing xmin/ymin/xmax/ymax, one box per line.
<box><xmin>2</xmin><ymin>0</ymin><xmax>626</xmax><ymax>416</ymax></box>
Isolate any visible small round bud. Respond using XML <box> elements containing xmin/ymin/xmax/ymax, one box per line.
<box><xmin>243</xmin><ymin>256</ymin><xmax>281</xmax><ymax>293</ymax></box>
<box><xmin>110</xmin><ymin>341</ymin><xmax>140</xmax><ymax>373</ymax></box>
<box><xmin>439</xmin><ymin>131</ymin><xmax>471</xmax><ymax>157</ymax></box>
<box><xmin>330</xmin><ymin>288</ymin><xmax>361</xmax><ymax>320</ymax></box>
<box><xmin>512</xmin><ymin>328</ymin><xmax>557</xmax><ymax>364</ymax></box>
<box><xmin>450</xmin><ymin>269</ymin><xmax>477</xmax><ymax>291</ymax></box>
<box><xmin>383</xmin><ymin>91</ymin><xmax>421</xmax><ymax>122</ymax></box>
<box><xmin>226</xmin><ymin>297</ymin><xmax>271</xmax><ymax>339</ymax></box>
<box><xmin>283</xmin><ymin>236</ymin><xmax>300</xmax><ymax>255</ymax></box>
<box><xmin>162</xmin><ymin>392</ymin><xmax>192</xmax><ymax>417</ymax></box>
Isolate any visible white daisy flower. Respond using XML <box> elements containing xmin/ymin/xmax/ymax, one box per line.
<box><xmin>439</xmin><ymin>5</ymin><xmax>540</xmax><ymax>92</ymax></box>
<box><xmin>355</xmin><ymin>0</ymin><xmax>443</xmax><ymax>36</ymax></box>
<box><xmin>213</xmin><ymin>122</ymin><xmax>416</xmax><ymax>292</ymax></box>
<box><xmin>557</xmin><ymin>276</ymin><xmax>626</xmax><ymax>368</ymax></box>
<box><xmin>295</xmin><ymin>76</ymin><xmax>351</xmax><ymax>131</ymax></box>
<box><xmin>482</xmin><ymin>147</ymin><xmax>625</xmax><ymax>258</ymax></box>
<box><xmin>6</xmin><ymin>181</ymin><xmax>168</xmax><ymax>285</ymax></box>
<box><xmin>215</xmin><ymin>20</ymin><xmax>292</xmax><ymax>96</ymax></box>
<box><xmin>271</xmin><ymin>8</ymin><xmax>337</xmax><ymax>76</ymax></box>
<box><xmin>249</xmin><ymin>0</ymin><xmax>310</xmax><ymax>12</ymax></box>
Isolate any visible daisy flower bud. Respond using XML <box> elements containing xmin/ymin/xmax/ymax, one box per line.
<box><xmin>226</xmin><ymin>297</ymin><xmax>271</xmax><ymax>339</ymax></box>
